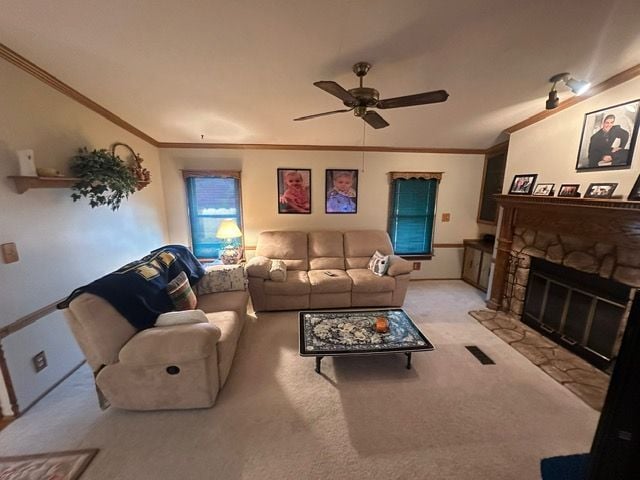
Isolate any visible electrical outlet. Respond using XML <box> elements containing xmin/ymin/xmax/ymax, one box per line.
<box><xmin>32</xmin><ymin>351</ymin><xmax>47</xmax><ymax>373</ymax></box>
<box><xmin>412</xmin><ymin>262</ymin><xmax>421</xmax><ymax>270</ymax></box>
<box><xmin>1</xmin><ymin>243</ymin><xmax>19</xmax><ymax>263</ymax></box>
<box><xmin>441</xmin><ymin>213</ymin><xmax>451</xmax><ymax>222</ymax></box>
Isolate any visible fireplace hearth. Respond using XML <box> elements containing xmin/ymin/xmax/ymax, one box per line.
<box><xmin>522</xmin><ymin>257</ymin><xmax>630</xmax><ymax>372</ymax></box>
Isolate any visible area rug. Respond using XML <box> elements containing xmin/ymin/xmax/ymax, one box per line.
<box><xmin>0</xmin><ymin>449</ymin><xmax>98</xmax><ymax>480</ymax></box>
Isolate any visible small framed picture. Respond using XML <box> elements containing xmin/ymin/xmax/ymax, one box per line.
<box><xmin>508</xmin><ymin>174</ymin><xmax>537</xmax><ymax>195</ymax></box>
<box><xmin>628</xmin><ymin>175</ymin><xmax>640</xmax><ymax>201</ymax></box>
<box><xmin>277</xmin><ymin>168</ymin><xmax>311</xmax><ymax>214</ymax></box>
<box><xmin>584</xmin><ymin>182</ymin><xmax>618</xmax><ymax>199</ymax></box>
<box><xmin>558</xmin><ymin>184</ymin><xmax>581</xmax><ymax>197</ymax></box>
<box><xmin>325</xmin><ymin>169</ymin><xmax>358</xmax><ymax>213</ymax></box>
<box><xmin>532</xmin><ymin>183</ymin><xmax>555</xmax><ymax>196</ymax></box>
<box><xmin>576</xmin><ymin>99</ymin><xmax>640</xmax><ymax>171</ymax></box>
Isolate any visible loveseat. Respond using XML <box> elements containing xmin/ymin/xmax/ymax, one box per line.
<box><xmin>61</xmin><ymin>248</ymin><xmax>249</xmax><ymax>411</ymax></box>
<box><xmin>245</xmin><ymin>230</ymin><xmax>413</xmax><ymax>311</ymax></box>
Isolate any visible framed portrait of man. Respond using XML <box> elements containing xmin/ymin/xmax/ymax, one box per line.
<box><xmin>576</xmin><ymin>99</ymin><xmax>640</xmax><ymax>171</ymax></box>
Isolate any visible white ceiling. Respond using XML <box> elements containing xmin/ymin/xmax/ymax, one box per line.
<box><xmin>1</xmin><ymin>0</ymin><xmax>639</xmax><ymax>149</ymax></box>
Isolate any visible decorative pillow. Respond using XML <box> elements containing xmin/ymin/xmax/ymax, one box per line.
<box><xmin>269</xmin><ymin>259</ymin><xmax>287</xmax><ymax>282</ymax></box>
<box><xmin>195</xmin><ymin>264</ymin><xmax>247</xmax><ymax>295</ymax></box>
<box><xmin>155</xmin><ymin>309</ymin><xmax>208</xmax><ymax>327</ymax></box>
<box><xmin>245</xmin><ymin>255</ymin><xmax>272</xmax><ymax>279</ymax></box>
<box><xmin>167</xmin><ymin>271</ymin><xmax>198</xmax><ymax>310</ymax></box>
<box><xmin>368</xmin><ymin>250</ymin><xmax>390</xmax><ymax>276</ymax></box>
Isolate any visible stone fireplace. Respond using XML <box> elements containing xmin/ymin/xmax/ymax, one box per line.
<box><xmin>488</xmin><ymin>195</ymin><xmax>640</xmax><ymax>372</ymax></box>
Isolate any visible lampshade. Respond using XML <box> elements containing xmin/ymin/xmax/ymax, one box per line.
<box><xmin>216</xmin><ymin>219</ymin><xmax>242</xmax><ymax>239</ymax></box>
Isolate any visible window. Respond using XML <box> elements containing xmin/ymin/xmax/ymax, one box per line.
<box><xmin>184</xmin><ymin>171</ymin><xmax>242</xmax><ymax>260</ymax></box>
<box><xmin>387</xmin><ymin>173</ymin><xmax>440</xmax><ymax>256</ymax></box>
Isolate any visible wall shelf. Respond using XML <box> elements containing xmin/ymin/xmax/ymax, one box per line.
<box><xmin>8</xmin><ymin>176</ymin><xmax>149</xmax><ymax>194</ymax></box>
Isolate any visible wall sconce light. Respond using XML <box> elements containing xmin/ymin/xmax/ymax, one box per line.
<box><xmin>545</xmin><ymin>72</ymin><xmax>591</xmax><ymax>110</ymax></box>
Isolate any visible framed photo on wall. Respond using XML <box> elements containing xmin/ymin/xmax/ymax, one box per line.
<box><xmin>584</xmin><ymin>182</ymin><xmax>618</xmax><ymax>199</ymax></box>
<box><xmin>277</xmin><ymin>168</ymin><xmax>311</xmax><ymax>214</ymax></box>
<box><xmin>532</xmin><ymin>183</ymin><xmax>555</xmax><ymax>196</ymax></box>
<box><xmin>558</xmin><ymin>184</ymin><xmax>581</xmax><ymax>197</ymax></box>
<box><xmin>325</xmin><ymin>169</ymin><xmax>358</xmax><ymax>213</ymax></box>
<box><xmin>508</xmin><ymin>174</ymin><xmax>537</xmax><ymax>195</ymax></box>
<box><xmin>576</xmin><ymin>99</ymin><xmax>640</xmax><ymax>171</ymax></box>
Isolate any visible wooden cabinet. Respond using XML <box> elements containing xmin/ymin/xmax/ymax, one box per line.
<box><xmin>462</xmin><ymin>240</ymin><xmax>494</xmax><ymax>291</ymax></box>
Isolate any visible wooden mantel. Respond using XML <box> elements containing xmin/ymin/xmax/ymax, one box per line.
<box><xmin>486</xmin><ymin>194</ymin><xmax>640</xmax><ymax>310</ymax></box>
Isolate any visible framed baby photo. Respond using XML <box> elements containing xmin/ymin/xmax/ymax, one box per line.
<box><xmin>584</xmin><ymin>182</ymin><xmax>618</xmax><ymax>199</ymax></box>
<box><xmin>628</xmin><ymin>175</ymin><xmax>640</xmax><ymax>201</ymax></box>
<box><xmin>532</xmin><ymin>183</ymin><xmax>555</xmax><ymax>196</ymax></box>
<box><xmin>508</xmin><ymin>174</ymin><xmax>537</xmax><ymax>195</ymax></box>
<box><xmin>325</xmin><ymin>169</ymin><xmax>358</xmax><ymax>214</ymax></box>
<box><xmin>277</xmin><ymin>168</ymin><xmax>311</xmax><ymax>214</ymax></box>
<box><xmin>557</xmin><ymin>184</ymin><xmax>581</xmax><ymax>197</ymax></box>
<box><xmin>575</xmin><ymin>99</ymin><xmax>640</xmax><ymax>171</ymax></box>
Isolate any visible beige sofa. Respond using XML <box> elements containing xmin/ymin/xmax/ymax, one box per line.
<box><xmin>64</xmin><ymin>287</ymin><xmax>248</xmax><ymax>411</ymax></box>
<box><xmin>246</xmin><ymin>230</ymin><xmax>413</xmax><ymax>311</ymax></box>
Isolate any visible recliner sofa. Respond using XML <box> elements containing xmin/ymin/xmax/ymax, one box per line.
<box><xmin>245</xmin><ymin>230</ymin><xmax>413</xmax><ymax>311</ymax></box>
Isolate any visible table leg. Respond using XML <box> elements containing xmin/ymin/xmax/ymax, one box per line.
<box><xmin>405</xmin><ymin>352</ymin><xmax>412</xmax><ymax>369</ymax></box>
<box><xmin>315</xmin><ymin>356</ymin><xmax>323</xmax><ymax>374</ymax></box>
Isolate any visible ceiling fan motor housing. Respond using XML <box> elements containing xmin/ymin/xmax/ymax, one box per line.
<box><xmin>345</xmin><ymin>87</ymin><xmax>379</xmax><ymax>110</ymax></box>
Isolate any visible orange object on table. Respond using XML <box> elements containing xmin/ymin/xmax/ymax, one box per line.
<box><xmin>375</xmin><ymin>317</ymin><xmax>389</xmax><ymax>333</ymax></box>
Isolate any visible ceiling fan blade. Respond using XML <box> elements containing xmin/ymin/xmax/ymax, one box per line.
<box><xmin>377</xmin><ymin>90</ymin><xmax>449</xmax><ymax>109</ymax></box>
<box><xmin>293</xmin><ymin>108</ymin><xmax>353</xmax><ymax>121</ymax></box>
<box><xmin>314</xmin><ymin>81</ymin><xmax>357</xmax><ymax>105</ymax></box>
<box><xmin>363</xmin><ymin>111</ymin><xmax>389</xmax><ymax>129</ymax></box>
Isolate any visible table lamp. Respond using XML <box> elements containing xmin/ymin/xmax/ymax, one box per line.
<box><xmin>216</xmin><ymin>219</ymin><xmax>243</xmax><ymax>264</ymax></box>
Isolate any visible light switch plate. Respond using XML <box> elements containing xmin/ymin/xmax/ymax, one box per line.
<box><xmin>1</xmin><ymin>243</ymin><xmax>19</xmax><ymax>263</ymax></box>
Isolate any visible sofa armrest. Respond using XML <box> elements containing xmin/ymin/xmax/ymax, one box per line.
<box><xmin>387</xmin><ymin>255</ymin><xmax>413</xmax><ymax>276</ymax></box>
<box><xmin>245</xmin><ymin>255</ymin><xmax>271</xmax><ymax>279</ymax></box>
<box><xmin>119</xmin><ymin>323</ymin><xmax>221</xmax><ymax>366</ymax></box>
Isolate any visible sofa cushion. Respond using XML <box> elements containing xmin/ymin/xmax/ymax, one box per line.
<box><xmin>255</xmin><ymin>231</ymin><xmax>308</xmax><ymax>270</ymax></box>
<box><xmin>155</xmin><ymin>309</ymin><xmax>208</xmax><ymax>327</ymax></box>
<box><xmin>344</xmin><ymin>230</ymin><xmax>394</xmax><ymax>269</ymax></box>
<box><xmin>308</xmin><ymin>231</ymin><xmax>345</xmax><ymax>270</ymax></box>
<box><xmin>308</xmin><ymin>270</ymin><xmax>352</xmax><ymax>293</ymax></box>
<box><xmin>167</xmin><ymin>271</ymin><xmax>198</xmax><ymax>310</ymax></box>
<box><xmin>264</xmin><ymin>270</ymin><xmax>311</xmax><ymax>295</ymax></box>
<box><xmin>245</xmin><ymin>255</ymin><xmax>271</xmax><ymax>279</ymax></box>
<box><xmin>269</xmin><ymin>259</ymin><xmax>287</xmax><ymax>282</ymax></box>
<box><xmin>347</xmin><ymin>268</ymin><xmax>395</xmax><ymax>293</ymax></box>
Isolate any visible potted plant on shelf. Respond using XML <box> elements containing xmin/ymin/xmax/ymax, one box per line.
<box><xmin>70</xmin><ymin>147</ymin><xmax>138</xmax><ymax>211</ymax></box>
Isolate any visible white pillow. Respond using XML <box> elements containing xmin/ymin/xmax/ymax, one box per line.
<box><xmin>368</xmin><ymin>250</ymin><xmax>390</xmax><ymax>276</ymax></box>
<box><xmin>155</xmin><ymin>309</ymin><xmax>208</xmax><ymax>327</ymax></box>
<box><xmin>269</xmin><ymin>259</ymin><xmax>287</xmax><ymax>282</ymax></box>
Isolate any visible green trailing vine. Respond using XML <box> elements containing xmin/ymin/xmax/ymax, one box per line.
<box><xmin>70</xmin><ymin>147</ymin><xmax>137</xmax><ymax>211</ymax></box>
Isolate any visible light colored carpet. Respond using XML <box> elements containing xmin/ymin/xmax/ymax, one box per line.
<box><xmin>0</xmin><ymin>281</ymin><xmax>598</xmax><ymax>480</ymax></box>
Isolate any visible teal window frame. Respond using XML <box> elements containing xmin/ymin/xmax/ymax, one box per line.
<box><xmin>387</xmin><ymin>177</ymin><xmax>439</xmax><ymax>256</ymax></box>
<box><xmin>185</xmin><ymin>173</ymin><xmax>242</xmax><ymax>260</ymax></box>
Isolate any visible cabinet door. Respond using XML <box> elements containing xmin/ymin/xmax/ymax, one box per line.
<box><xmin>462</xmin><ymin>247</ymin><xmax>481</xmax><ymax>284</ymax></box>
<box><xmin>478</xmin><ymin>251</ymin><xmax>493</xmax><ymax>290</ymax></box>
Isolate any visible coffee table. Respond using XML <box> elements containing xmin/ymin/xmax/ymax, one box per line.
<box><xmin>299</xmin><ymin>309</ymin><xmax>434</xmax><ymax>373</ymax></box>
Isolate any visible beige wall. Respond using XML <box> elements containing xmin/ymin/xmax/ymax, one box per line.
<box><xmin>505</xmin><ymin>77</ymin><xmax>640</xmax><ymax>194</ymax></box>
<box><xmin>160</xmin><ymin>148</ymin><xmax>486</xmax><ymax>279</ymax></box>
<box><xmin>0</xmin><ymin>60</ymin><xmax>168</xmax><ymax>414</ymax></box>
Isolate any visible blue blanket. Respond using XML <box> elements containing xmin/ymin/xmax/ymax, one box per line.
<box><xmin>58</xmin><ymin>245</ymin><xmax>205</xmax><ymax>330</ymax></box>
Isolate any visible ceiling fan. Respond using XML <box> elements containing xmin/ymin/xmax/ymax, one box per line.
<box><xmin>294</xmin><ymin>62</ymin><xmax>449</xmax><ymax>129</ymax></box>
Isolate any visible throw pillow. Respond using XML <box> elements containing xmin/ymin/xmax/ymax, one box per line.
<box><xmin>167</xmin><ymin>271</ymin><xmax>198</xmax><ymax>310</ymax></box>
<box><xmin>368</xmin><ymin>250</ymin><xmax>390</xmax><ymax>276</ymax></box>
<box><xmin>195</xmin><ymin>264</ymin><xmax>247</xmax><ymax>295</ymax></box>
<box><xmin>155</xmin><ymin>309</ymin><xmax>208</xmax><ymax>327</ymax></box>
<box><xmin>269</xmin><ymin>259</ymin><xmax>287</xmax><ymax>282</ymax></box>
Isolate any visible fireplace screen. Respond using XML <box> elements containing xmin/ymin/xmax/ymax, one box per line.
<box><xmin>522</xmin><ymin>258</ymin><xmax>630</xmax><ymax>371</ymax></box>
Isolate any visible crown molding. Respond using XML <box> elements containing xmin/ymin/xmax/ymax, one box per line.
<box><xmin>504</xmin><ymin>63</ymin><xmax>640</xmax><ymax>135</ymax></box>
<box><xmin>157</xmin><ymin>142</ymin><xmax>485</xmax><ymax>154</ymax></box>
<box><xmin>0</xmin><ymin>43</ymin><xmax>159</xmax><ymax>147</ymax></box>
